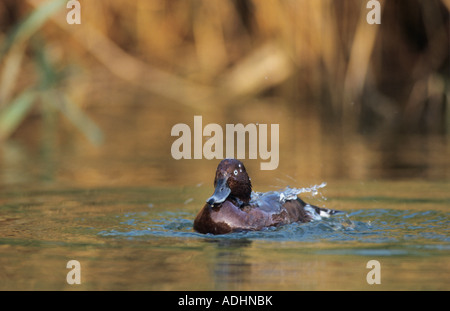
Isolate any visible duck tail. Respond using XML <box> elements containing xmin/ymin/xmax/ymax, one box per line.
<box><xmin>298</xmin><ymin>198</ymin><xmax>342</xmax><ymax>218</ymax></box>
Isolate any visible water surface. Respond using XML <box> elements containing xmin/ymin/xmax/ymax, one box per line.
<box><xmin>0</xmin><ymin>181</ymin><xmax>448</xmax><ymax>290</ymax></box>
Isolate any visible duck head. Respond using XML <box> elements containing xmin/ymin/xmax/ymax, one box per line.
<box><xmin>207</xmin><ymin>159</ymin><xmax>252</xmax><ymax>206</ymax></box>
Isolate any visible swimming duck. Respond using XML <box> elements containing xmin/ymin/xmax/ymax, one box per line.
<box><xmin>193</xmin><ymin>159</ymin><xmax>340</xmax><ymax>234</ymax></box>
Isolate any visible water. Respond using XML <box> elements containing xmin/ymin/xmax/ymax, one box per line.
<box><xmin>0</xmin><ymin>181</ymin><xmax>448</xmax><ymax>290</ymax></box>
<box><xmin>0</xmin><ymin>97</ymin><xmax>449</xmax><ymax>291</ymax></box>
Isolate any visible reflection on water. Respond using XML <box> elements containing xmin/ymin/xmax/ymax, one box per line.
<box><xmin>1</xmin><ymin>97</ymin><xmax>449</xmax><ymax>188</ymax></box>
<box><xmin>0</xmin><ymin>181</ymin><xmax>448</xmax><ymax>290</ymax></box>
<box><xmin>0</xmin><ymin>99</ymin><xmax>449</xmax><ymax>290</ymax></box>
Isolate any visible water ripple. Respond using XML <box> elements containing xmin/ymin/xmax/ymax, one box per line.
<box><xmin>97</xmin><ymin>208</ymin><xmax>450</xmax><ymax>250</ymax></box>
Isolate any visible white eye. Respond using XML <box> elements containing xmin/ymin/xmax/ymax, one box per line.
<box><xmin>233</xmin><ymin>169</ymin><xmax>238</xmax><ymax>176</ymax></box>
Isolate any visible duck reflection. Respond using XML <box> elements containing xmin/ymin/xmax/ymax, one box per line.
<box><xmin>204</xmin><ymin>238</ymin><xmax>253</xmax><ymax>290</ymax></box>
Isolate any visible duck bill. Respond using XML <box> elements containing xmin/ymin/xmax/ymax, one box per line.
<box><xmin>207</xmin><ymin>177</ymin><xmax>231</xmax><ymax>206</ymax></box>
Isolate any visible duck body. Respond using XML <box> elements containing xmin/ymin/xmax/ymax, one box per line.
<box><xmin>193</xmin><ymin>159</ymin><xmax>339</xmax><ymax>235</ymax></box>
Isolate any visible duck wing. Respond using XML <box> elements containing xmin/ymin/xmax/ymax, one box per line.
<box><xmin>251</xmin><ymin>190</ymin><xmax>342</xmax><ymax>222</ymax></box>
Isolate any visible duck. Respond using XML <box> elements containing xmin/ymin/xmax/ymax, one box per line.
<box><xmin>193</xmin><ymin>158</ymin><xmax>340</xmax><ymax>234</ymax></box>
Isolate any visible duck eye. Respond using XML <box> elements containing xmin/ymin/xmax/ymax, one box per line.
<box><xmin>233</xmin><ymin>169</ymin><xmax>238</xmax><ymax>176</ymax></box>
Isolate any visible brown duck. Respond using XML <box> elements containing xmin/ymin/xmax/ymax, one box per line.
<box><xmin>194</xmin><ymin>159</ymin><xmax>340</xmax><ymax>234</ymax></box>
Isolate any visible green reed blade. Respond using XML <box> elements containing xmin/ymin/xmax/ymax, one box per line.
<box><xmin>0</xmin><ymin>90</ymin><xmax>37</xmax><ymax>140</ymax></box>
<box><xmin>0</xmin><ymin>0</ymin><xmax>66</xmax><ymax>62</ymax></box>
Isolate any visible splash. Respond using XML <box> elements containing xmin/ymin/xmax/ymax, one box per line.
<box><xmin>251</xmin><ymin>182</ymin><xmax>327</xmax><ymax>204</ymax></box>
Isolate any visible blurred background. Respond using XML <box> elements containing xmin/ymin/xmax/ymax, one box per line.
<box><xmin>0</xmin><ymin>0</ymin><xmax>449</xmax><ymax>189</ymax></box>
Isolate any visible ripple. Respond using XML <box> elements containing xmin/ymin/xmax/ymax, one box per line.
<box><xmin>97</xmin><ymin>208</ymin><xmax>450</xmax><ymax>250</ymax></box>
